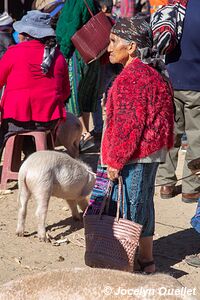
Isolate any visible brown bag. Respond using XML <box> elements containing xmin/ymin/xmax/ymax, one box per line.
<box><xmin>71</xmin><ymin>0</ymin><xmax>112</xmax><ymax>64</ymax></box>
<box><xmin>84</xmin><ymin>176</ymin><xmax>142</xmax><ymax>272</ymax></box>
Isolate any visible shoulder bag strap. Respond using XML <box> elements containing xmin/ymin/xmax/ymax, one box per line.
<box><xmin>83</xmin><ymin>0</ymin><xmax>94</xmax><ymax>17</ymax></box>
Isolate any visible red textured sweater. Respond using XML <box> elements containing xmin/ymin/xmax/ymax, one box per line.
<box><xmin>102</xmin><ymin>58</ymin><xmax>174</xmax><ymax>170</ymax></box>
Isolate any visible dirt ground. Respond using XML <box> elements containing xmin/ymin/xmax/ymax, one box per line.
<box><xmin>0</xmin><ymin>144</ymin><xmax>200</xmax><ymax>299</ymax></box>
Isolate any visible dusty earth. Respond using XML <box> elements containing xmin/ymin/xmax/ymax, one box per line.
<box><xmin>0</xmin><ymin>144</ymin><xmax>200</xmax><ymax>299</ymax></box>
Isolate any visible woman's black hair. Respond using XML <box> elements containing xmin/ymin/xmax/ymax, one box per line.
<box><xmin>98</xmin><ymin>0</ymin><xmax>113</xmax><ymax>13</ymax></box>
<box><xmin>39</xmin><ymin>36</ymin><xmax>57</xmax><ymax>47</ymax></box>
<box><xmin>20</xmin><ymin>32</ymin><xmax>57</xmax><ymax>47</ymax></box>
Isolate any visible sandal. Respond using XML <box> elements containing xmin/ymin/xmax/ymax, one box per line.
<box><xmin>79</xmin><ymin>132</ymin><xmax>95</xmax><ymax>152</ymax></box>
<box><xmin>137</xmin><ymin>259</ymin><xmax>155</xmax><ymax>275</ymax></box>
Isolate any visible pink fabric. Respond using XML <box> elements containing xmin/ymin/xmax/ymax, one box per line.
<box><xmin>120</xmin><ymin>0</ymin><xmax>135</xmax><ymax>18</ymax></box>
<box><xmin>0</xmin><ymin>40</ymin><xmax>70</xmax><ymax>122</ymax></box>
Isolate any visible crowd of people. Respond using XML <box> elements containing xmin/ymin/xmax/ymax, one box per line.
<box><xmin>0</xmin><ymin>0</ymin><xmax>200</xmax><ymax>272</ymax></box>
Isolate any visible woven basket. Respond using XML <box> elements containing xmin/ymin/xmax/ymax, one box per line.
<box><xmin>84</xmin><ymin>177</ymin><xmax>142</xmax><ymax>272</ymax></box>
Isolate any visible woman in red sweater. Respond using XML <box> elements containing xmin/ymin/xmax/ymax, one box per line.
<box><xmin>0</xmin><ymin>10</ymin><xmax>70</xmax><ymax>154</ymax></box>
<box><xmin>101</xmin><ymin>17</ymin><xmax>174</xmax><ymax>273</ymax></box>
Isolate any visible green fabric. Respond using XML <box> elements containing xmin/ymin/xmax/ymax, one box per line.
<box><xmin>66</xmin><ymin>51</ymin><xmax>85</xmax><ymax>117</ymax></box>
<box><xmin>78</xmin><ymin>59</ymin><xmax>101</xmax><ymax>113</ymax></box>
<box><xmin>56</xmin><ymin>0</ymin><xmax>98</xmax><ymax>59</ymax></box>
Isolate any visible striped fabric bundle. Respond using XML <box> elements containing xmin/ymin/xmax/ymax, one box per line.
<box><xmin>86</xmin><ymin>160</ymin><xmax>110</xmax><ymax>215</ymax></box>
<box><xmin>151</xmin><ymin>0</ymin><xmax>188</xmax><ymax>54</ymax></box>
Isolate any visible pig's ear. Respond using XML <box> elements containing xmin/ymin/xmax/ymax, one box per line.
<box><xmin>81</xmin><ymin>171</ymin><xmax>96</xmax><ymax>197</ymax></box>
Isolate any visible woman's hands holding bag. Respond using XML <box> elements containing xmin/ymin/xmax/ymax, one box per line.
<box><xmin>107</xmin><ymin>165</ymin><xmax>120</xmax><ymax>181</ymax></box>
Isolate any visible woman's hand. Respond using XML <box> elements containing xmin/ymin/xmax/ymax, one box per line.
<box><xmin>107</xmin><ymin>166</ymin><xmax>120</xmax><ymax>181</ymax></box>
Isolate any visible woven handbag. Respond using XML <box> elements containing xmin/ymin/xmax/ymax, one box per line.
<box><xmin>84</xmin><ymin>176</ymin><xmax>142</xmax><ymax>272</ymax></box>
<box><xmin>71</xmin><ymin>0</ymin><xmax>112</xmax><ymax>64</ymax></box>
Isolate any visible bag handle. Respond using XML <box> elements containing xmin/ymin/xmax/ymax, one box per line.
<box><xmin>116</xmin><ymin>176</ymin><xmax>125</xmax><ymax>220</ymax></box>
<box><xmin>83</xmin><ymin>0</ymin><xmax>94</xmax><ymax>17</ymax></box>
<box><xmin>99</xmin><ymin>175</ymin><xmax>125</xmax><ymax>221</ymax></box>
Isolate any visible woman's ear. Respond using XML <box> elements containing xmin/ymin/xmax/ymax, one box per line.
<box><xmin>127</xmin><ymin>42</ymin><xmax>137</xmax><ymax>57</ymax></box>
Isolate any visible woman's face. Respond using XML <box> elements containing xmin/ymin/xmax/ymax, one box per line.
<box><xmin>18</xmin><ymin>33</ymin><xmax>26</xmax><ymax>43</ymax></box>
<box><xmin>107</xmin><ymin>33</ymin><xmax>135</xmax><ymax>66</ymax></box>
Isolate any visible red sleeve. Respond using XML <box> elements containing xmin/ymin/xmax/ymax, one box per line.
<box><xmin>102</xmin><ymin>73</ymin><xmax>148</xmax><ymax>170</ymax></box>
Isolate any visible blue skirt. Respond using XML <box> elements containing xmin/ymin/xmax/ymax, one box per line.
<box><xmin>108</xmin><ymin>163</ymin><xmax>159</xmax><ymax>237</ymax></box>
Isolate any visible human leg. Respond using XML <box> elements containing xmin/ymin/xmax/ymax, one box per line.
<box><xmin>156</xmin><ymin>91</ymin><xmax>185</xmax><ymax>197</ymax></box>
<box><xmin>79</xmin><ymin>112</ymin><xmax>90</xmax><ymax>133</ymax></box>
<box><xmin>92</xmin><ymin>96</ymin><xmax>103</xmax><ymax>134</ymax></box>
<box><xmin>109</xmin><ymin>163</ymin><xmax>159</xmax><ymax>273</ymax></box>
<box><xmin>182</xmin><ymin>90</ymin><xmax>200</xmax><ymax>195</ymax></box>
<box><xmin>138</xmin><ymin>236</ymin><xmax>155</xmax><ymax>273</ymax></box>
<box><xmin>78</xmin><ymin>60</ymin><xmax>100</xmax><ymax>151</ymax></box>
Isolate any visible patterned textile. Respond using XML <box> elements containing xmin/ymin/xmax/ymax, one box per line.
<box><xmin>66</xmin><ymin>52</ymin><xmax>83</xmax><ymax>117</ymax></box>
<box><xmin>102</xmin><ymin>58</ymin><xmax>174</xmax><ymax>170</ymax></box>
<box><xmin>65</xmin><ymin>51</ymin><xmax>100</xmax><ymax>115</ymax></box>
<box><xmin>112</xmin><ymin>17</ymin><xmax>169</xmax><ymax>80</ymax></box>
<box><xmin>41</xmin><ymin>45</ymin><xmax>57</xmax><ymax>74</ymax></box>
<box><xmin>108</xmin><ymin>162</ymin><xmax>159</xmax><ymax>237</ymax></box>
<box><xmin>86</xmin><ymin>160</ymin><xmax>110</xmax><ymax>215</ymax></box>
<box><xmin>191</xmin><ymin>198</ymin><xmax>200</xmax><ymax>234</ymax></box>
<box><xmin>151</xmin><ymin>0</ymin><xmax>188</xmax><ymax>54</ymax></box>
<box><xmin>0</xmin><ymin>32</ymin><xmax>15</xmax><ymax>59</ymax></box>
<box><xmin>112</xmin><ymin>17</ymin><xmax>153</xmax><ymax>47</ymax></box>
<box><xmin>120</xmin><ymin>0</ymin><xmax>135</xmax><ymax>17</ymax></box>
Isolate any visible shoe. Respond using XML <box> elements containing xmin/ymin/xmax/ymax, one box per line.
<box><xmin>185</xmin><ymin>254</ymin><xmax>200</xmax><ymax>267</ymax></box>
<box><xmin>160</xmin><ymin>185</ymin><xmax>176</xmax><ymax>199</ymax></box>
<box><xmin>188</xmin><ymin>157</ymin><xmax>200</xmax><ymax>173</ymax></box>
<box><xmin>79</xmin><ymin>133</ymin><xmax>95</xmax><ymax>152</ymax></box>
<box><xmin>182</xmin><ymin>193</ymin><xmax>200</xmax><ymax>203</ymax></box>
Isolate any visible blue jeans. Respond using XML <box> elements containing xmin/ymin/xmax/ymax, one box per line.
<box><xmin>108</xmin><ymin>163</ymin><xmax>159</xmax><ymax>237</ymax></box>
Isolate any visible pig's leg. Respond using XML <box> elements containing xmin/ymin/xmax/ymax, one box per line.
<box><xmin>67</xmin><ymin>142</ymin><xmax>80</xmax><ymax>159</ymax></box>
<box><xmin>35</xmin><ymin>190</ymin><xmax>51</xmax><ymax>242</ymax></box>
<box><xmin>77</xmin><ymin>197</ymin><xmax>89</xmax><ymax>212</ymax></box>
<box><xmin>66</xmin><ymin>200</ymin><xmax>81</xmax><ymax>220</ymax></box>
<box><xmin>16</xmin><ymin>185</ymin><xmax>31</xmax><ymax>237</ymax></box>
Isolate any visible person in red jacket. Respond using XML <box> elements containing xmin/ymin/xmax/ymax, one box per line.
<box><xmin>0</xmin><ymin>10</ymin><xmax>70</xmax><ymax>155</ymax></box>
<box><xmin>101</xmin><ymin>17</ymin><xmax>174</xmax><ymax>273</ymax></box>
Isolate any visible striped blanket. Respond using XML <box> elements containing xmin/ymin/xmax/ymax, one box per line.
<box><xmin>86</xmin><ymin>160</ymin><xmax>110</xmax><ymax>216</ymax></box>
<box><xmin>151</xmin><ymin>0</ymin><xmax>188</xmax><ymax>54</ymax></box>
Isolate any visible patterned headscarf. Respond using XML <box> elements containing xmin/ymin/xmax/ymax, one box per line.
<box><xmin>111</xmin><ymin>17</ymin><xmax>169</xmax><ymax>81</ymax></box>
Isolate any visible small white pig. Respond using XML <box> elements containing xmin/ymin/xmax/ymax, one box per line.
<box><xmin>55</xmin><ymin>112</ymin><xmax>83</xmax><ymax>158</ymax></box>
<box><xmin>0</xmin><ymin>268</ymin><xmax>193</xmax><ymax>300</ymax></box>
<box><xmin>16</xmin><ymin>151</ymin><xmax>96</xmax><ymax>241</ymax></box>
